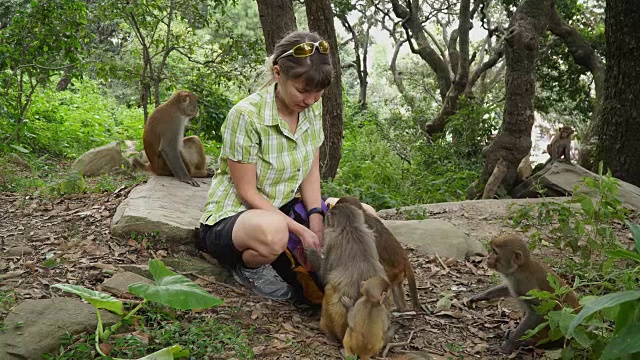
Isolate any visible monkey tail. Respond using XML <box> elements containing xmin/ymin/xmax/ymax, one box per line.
<box><xmin>405</xmin><ymin>262</ymin><xmax>420</xmax><ymax>311</ymax></box>
<box><xmin>131</xmin><ymin>157</ymin><xmax>151</xmax><ymax>172</ymax></box>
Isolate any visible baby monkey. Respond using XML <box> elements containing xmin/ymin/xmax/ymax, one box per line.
<box><xmin>466</xmin><ymin>234</ymin><xmax>580</xmax><ymax>354</ymax></box>
<box><xmin>546</xmin><ymin>126</ymin><xmax>574</xmax><ymax>164</ymax></box>
<box><xmin>341</xmin><ymin>275</ymin><xmax>394</xmax><ymax>360</ymax></box>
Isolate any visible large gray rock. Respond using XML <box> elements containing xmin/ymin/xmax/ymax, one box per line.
<box><xmin>72</xmin><ymin>141</ymin><xmax>130</xmax><ymax>176</ymax></box>
<box><xmin>512</xmin><ymin>161</ymin><xmax>640</xmax><ymax>210</ymax></box>
<box><xmin>0</xmin><ymin>298</ymin><xmax>120</xmax><ymax>360</ymax></box>
<box><xmin>383</xmin><ymin>219</ymin><xmax>487</xmax><ymax>260</ymax></box>
<box><xmin>111</xmin><ymin>176</ymin><xmax>211</xmax><ymax>243</ymax></box>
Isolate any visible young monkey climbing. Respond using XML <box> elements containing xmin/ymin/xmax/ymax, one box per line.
<box><xmin>466</xmin><ymin>234</ymin><xmax>580</xmax><ymax>354</ymax></box>
<box><xmin>341</xmin><ymin>275</ymin><xmax>394</xmax><ymax>360</ymax></box>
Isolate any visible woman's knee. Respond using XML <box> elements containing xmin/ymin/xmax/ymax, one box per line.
<box><xmin>233</xmin><ymin>210</ymin><xmax>289</xmax><ymax>256</ymax></box>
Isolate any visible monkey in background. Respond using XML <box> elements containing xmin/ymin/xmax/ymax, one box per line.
<box><xmin>335</xmin><ymin>196</ymin><xmax>420</xmax><ymax>312</ymax></box>
<box><xmin>131</xmin><ymin>90</ymin><xmax>213</xmax><ymax>187</ymax></box>
<box><xmin>341</xmin><ymin>275</ymin><xmax>393</xmax><ymax>360</ymax></box>
<box><xmin>314</xmin><ymin>203</ymin><xmax>387</xmax><ymax>343</ymax></box>
<box><xmin>466</xmin><ymin>234</ymin><xmax>580</xmax><ymax>354</ymax></box>
<box><xmin>546</xmin><ymin>126</ymin><xmax>574</xmax><ymax>164</ymax></box>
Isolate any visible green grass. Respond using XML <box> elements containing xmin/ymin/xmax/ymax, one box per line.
<box><xmin>44</xmin><ymin>303</ymin><xmax>256</xmax><ymax>359</ymax></box>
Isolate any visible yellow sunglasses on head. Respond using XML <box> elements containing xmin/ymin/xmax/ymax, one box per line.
<box><xmin>275</xmin><ymin>40</ymin><xmax>330</xmax><ymax>64</ymax></box>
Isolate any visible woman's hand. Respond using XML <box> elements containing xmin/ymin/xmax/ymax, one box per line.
<box><xmin>294</xmin><ymin>223</ymin><xmax>321</xmax><ymax>251</ymax></box>
<box><xmin>308</xmin><ymin>214</ymin><xmax>325</xmax><ymax>248</ymax></box>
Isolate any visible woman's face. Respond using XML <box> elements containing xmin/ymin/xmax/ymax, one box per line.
<box><xmin>274</xmin><ymin>67</ymin><xmax>324</xmax><ymax>113</ymax></box>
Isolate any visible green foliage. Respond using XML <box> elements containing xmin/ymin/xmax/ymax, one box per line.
<box><xmin>184</xmin><ymin>70</ymin><xmax>235</xmax><ymax>142</ymax></box>
<box><xmin>44</xmin><ymin>312</ymin><xmax>256</xmax><ymax>359</ymax></box>
<box><xmin>534</xmin><ymin>0</ymin><xmax>604</xmax><ymax>132</ymax></box>
<box><xmin>17</xmin><ymin>80</ymin><xmax>143</xmax><ymax>158</ymax></box>
<box><xmin>0</xmin><ymin>0</ymin><xmax>89</xmax><ymax>140</ymax></box>
<box><xmin>509</xmin><ymin>163</ymin><xmax>628</xmax><ymax>265</ymax></box>
<box><xmin>52</xmin><ymin>259</ymin><xmax>224</xmax><ymax>359</ymax></box>
<box><xmin>322</xmin><ymin>99</ymin><xmax>486</xmax><ymax>210</ymax></box>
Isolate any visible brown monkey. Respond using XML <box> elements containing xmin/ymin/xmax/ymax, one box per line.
<box><xmin>341</xmin><ymin>275</ymin><xmax>393</xmax><ymax>360</ymax></box>
<box><xmin>466</xmin><ymin>234</ymin><xmax>580</xmax><ymax>354</ymax></box>
<box><xmin>315</xmin><ymin>203</ymin><xmax>387</xmax><ymax>343</ymax></box>
<box><xmin>335</xmin><ymin>196</ymin><xmax>420</xmax><ymax>311</ymax></box>
<box><xmin>546</xmin><ymin>126</ymin><xmax>574</xmax><ymax>164</ymax></box>
<box><xmin>132</xmin><ymin>90</ymin><xmax>213</xmax><ymax>187</ymax></box>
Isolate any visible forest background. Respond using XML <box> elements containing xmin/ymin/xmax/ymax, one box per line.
<box><xmin>3</xmin><ymin>0</ymin><xmax>637</xmax><ymax>210</ymax></box>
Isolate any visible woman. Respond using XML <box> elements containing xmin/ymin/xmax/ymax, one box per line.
<box><xmin>197</xmin><ymin>31</ymin><xmax>331</xmax><ymax>300</ymax></box>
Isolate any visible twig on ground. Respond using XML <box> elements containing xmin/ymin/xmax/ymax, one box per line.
<box><xmin>382</xmin><ymin>330</ymin><xmax>414</xmax><ymax>358</ymax></box>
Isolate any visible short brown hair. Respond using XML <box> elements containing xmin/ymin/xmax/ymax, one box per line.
<box><xmin>265</xmin><ymin>31</ymin><xmax>333</xmax><ymax>91</ymax></box>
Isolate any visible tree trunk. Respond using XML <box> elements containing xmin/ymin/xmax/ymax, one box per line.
<box><xmin>476</xmin><ymin>0</ymin><xmax>553</xmax><ymax>197</ymax></box>
<box><xmin>304</xmin><ymin>0</ymin><xmax>343</xmax><ymax>180</ymax></box>
<box><xmin>256</xmin><ymin>0</ymin><xmax>297</xmax><ymax>55</ymax></box>
<box><xmin>592</xmin><ymin>0</ymin><xmax>640</xmax><ymax>186</ymax></box>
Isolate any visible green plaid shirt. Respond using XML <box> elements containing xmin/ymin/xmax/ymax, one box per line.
<box><xmin>200</xmin><ymin>83</ymin><xmax>324</xmax><ymax>225</ymax></box>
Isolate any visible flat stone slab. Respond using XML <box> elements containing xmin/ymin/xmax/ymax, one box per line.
<box><xmin>513</xmin><ymin>161</ymin><xmax>640</xmax><ymax>210</ymax></box>
<box><xmin>111</xmin><ymin>175</ymin><xmax>211</xmax><ymax>243</ymax></box>
<box><xmin>0</xmin><ymin>298</ymin><xmax>120</xmax><ymax>360</ymax></box>
<box><xmin>101</xmin><ymin>271</ymin><xmax>153</xmax><ymax>297</ymax></box>
<box><xmin>383</xmin><ymin>219</ymin><xmax>487</xmax><ymax>260</ymax></box>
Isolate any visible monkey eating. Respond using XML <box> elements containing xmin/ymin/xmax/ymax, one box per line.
<box><xmin>131</xmin><ymin>90</ymin><xmax>213</xmax><ymax>187</ymax></box>
<box><xmin>335</xmin><ymin>196</ymin><xmax>420</xmax><ymax>312</ymax></box>
<box><xmin>312</xmin><ymin>203</ymin><xmax>387</xmax><ymax>343</ymax></box>
<box><xmin>341</xmin><ymin>275</ymin><xmax>394</xmax><ymax>360</ymax></box>
<box><xmin>546</xmin><ymin>126</ymin><xmax>574</xmax><ymax>164</ymax></box>
<box><xmin>466</xmin><ymin>233</ymin><xmax>580</xmax><ymax>354</ymax></box>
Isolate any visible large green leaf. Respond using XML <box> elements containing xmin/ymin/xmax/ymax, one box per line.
<box><xmin>568</xmin><ymin>291</ymin><xmax>640</xmax><ymax>337</ymax></box>
<box><xmin>599</xmin><ymin>323</ymin><xmax>640</xmax><ymax>360</ymax></box>
<box><xmin>148</xmin><ymin>259</ymin><xmax>176</xmax><ymax>280</ymax></box>
<box><xmin>606</xmin><ymin>249</ymin><xmax>640</xmax><ymax>263</ymax></box>
<box><xmin>52</xmin><ymin>284</ymin><xmax>124</xmax><ymax>315</ymax></box>
<box><xmin>128</xmin><ymin>260</ymin><xmax>223</xmax><ymax>310</ymax></box>
<box><xmin>138</xmin><ymin>345</ymin><xmax>189</xmax><ymax>360</ymax></box>
<box><xmin>626</xmin><ymin>221</ymin><xmax>640</xmax><ymax>253</ymax></box>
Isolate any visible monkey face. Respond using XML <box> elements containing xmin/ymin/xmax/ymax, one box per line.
<box><xmin>179</xmin><ymin>91</ymin><xmax>200</xmax><ymax>118</ymax></box>
<box><xmin>559</xmin><ymin>126</ymin><xmax>574</xmax><ymax>139</ymax></box>
<box><xmin>487</xmin><ymin>247</ymin><xmax>498</xmax><ymax>270</ymax></box>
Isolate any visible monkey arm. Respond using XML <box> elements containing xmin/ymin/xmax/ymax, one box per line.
<box><xmin>160</xmin><ymin>147</ymin><xmax>198</xmax><ymax>186</ymax></box>
<box><xmin>468</xmin><ymin>284</ymin><xmax>511</xmax><ymax>303</ymax></box>
<box><xmin>499</xmin><ymin>309</ymin><xmax>544</xmax><ymax>354</ymax></box>
<box><xmin>340</xmin><ymin>295</ymin><xmax>354</xmax><ymax>311</ymax></box>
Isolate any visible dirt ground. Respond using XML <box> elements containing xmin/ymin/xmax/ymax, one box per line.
<box><xmin>1</xmin><ymin>185</ymin><xmax>637</xmax><ymax>360</ymax></box>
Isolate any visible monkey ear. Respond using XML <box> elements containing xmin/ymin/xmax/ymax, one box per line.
<box><xmin>513</xmin><ymin>251</ymin><xmax>524</xmax><ymax>265</ymax></box>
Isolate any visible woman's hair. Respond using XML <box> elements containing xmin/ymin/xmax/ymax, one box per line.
<box><xmin>259</xmin><ymin>31</ymin><xmax>333</xmax><ymax>91</ymax></box>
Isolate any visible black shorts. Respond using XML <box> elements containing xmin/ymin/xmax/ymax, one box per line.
<box><xmin>197</xmin><ymin>198</ymin><xmax>302</xmax><ymax>270</ymax></box>
<box><xmin>196</xmin><ymin>211</ymin><xmax>247</xmax><ymax>269</ymax></box>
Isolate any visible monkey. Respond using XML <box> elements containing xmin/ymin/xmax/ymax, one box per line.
<box><xmin>546</xmin><ymin>126</ymin><xmax>574</xmax><ymax>164</ymax></box>
<box><xmin>466</xmin><ymin>234</ymin><xmax>580</xmax><ymax>354</ymax></box>
<box><xmin>314</xmin><ymin>203</ymin><xmax>387</xmax><ymax>343</ymax></box>
<box><xmin>335</xmin><ymin>196</ymin><xmax>420</xmax><ymax>312</ymax></box>
<box><xmin>131</xmin><ymin>90</ymin><xmax>213</xmax><ymax>187</ymax></box>
<box><xmin>340</xmin><ymin>275</ymin><xmax>393</xmax><ymax>360</ymax></box>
